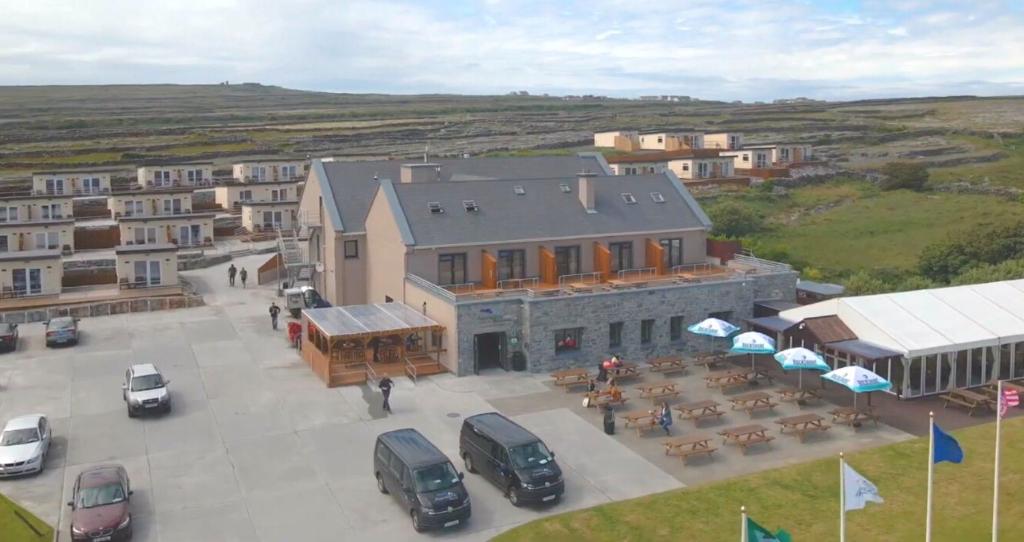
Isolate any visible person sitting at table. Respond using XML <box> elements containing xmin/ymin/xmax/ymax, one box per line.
<box><xmin>587</xmin><ymin>379</ymin><xmax>596</xmax><ymax>393</ymax></box>
<box><xmin>608</xmin><ymin>382</ymin><xmax>623</xmax><ymax>402</ymax></box>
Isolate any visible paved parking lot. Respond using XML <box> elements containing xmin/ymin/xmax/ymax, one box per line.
<box><xmin>0</xmin><ymin>255</ymin><xmax>686</xmax><ymax>541</ymax></box>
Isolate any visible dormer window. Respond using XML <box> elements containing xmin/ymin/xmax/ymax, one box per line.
<box><xmin>428</xmin><ymin>201</ymin><xmax>445</xmax><ymax>214</ymax></box>
<box><xmin>559</xmin><ymin>183</ymin><xmax>571</xmax><ymax>193</ymax></box>
<box><xmin>513</xmin><ymin>185</ymin><xmax>525</xmax><ymax>195</ymax></box>
<box><xmin>621</xmin><ymin>193</ymin><xmax>637</xmax><ymax>204</ymax></box>
<box><xmin>463</xmin><ymin>200</ymin><xmax>479</xmax><ymax>212</ymax></box>
<box><xmin>650</xmin><ymin>192</ymin><xmax>665</xmax><ymax>203</ymax></box>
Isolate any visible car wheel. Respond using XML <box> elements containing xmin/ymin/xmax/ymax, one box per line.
<box><xmin>463</xmin><ymin>453</ymin><xmax>476</xmax><ymax>474</ymax></box>
<box><xmin>507</xmin><ymin>486</ymin><xmax>522</xmax><ymax>507</ymax></box>
<box><xmin>411</xmin><ymin>509</ymin><xmax>425</xmax><ymax>533</ymax></box>
<box><xmin>376</xmin><ymin>473</ymin><xmax>388</xmax><ymax>494</ymax></box>
<box><xmin>163</xmin><ymin>403</ymin><xmax>172</xmax><ymax>414</ymax></box>
<box><xmin>127</xmin><ymin>405</ymin><xmax>136</xmax><ymax>418</ymax></box>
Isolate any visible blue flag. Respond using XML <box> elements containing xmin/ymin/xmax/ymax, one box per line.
<box><xmin>932</xmin><ymin>423</ymin><xmax>964</xmax><ymax>464</ymax></box>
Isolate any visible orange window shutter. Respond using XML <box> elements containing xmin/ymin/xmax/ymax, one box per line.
<box><xmin>482</xmin><ymin>251</ymin><xmax>497</xmax><ymax>289</ymax></box>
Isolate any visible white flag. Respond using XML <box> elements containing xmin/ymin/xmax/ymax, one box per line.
<box><xmin>844</xmin><ymin>463</ymin><xmax>884</xmax><ymax>511</ymax></box>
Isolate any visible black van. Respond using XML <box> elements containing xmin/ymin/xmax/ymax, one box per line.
<box><xmin>459</xmin><ymin>412</ymin><xmax>564</xmax><ymax>506</ymax></box>
<box><xmin>374</xmin><ymin>428</ymin><xmax>471</xmax><ymax>532</ymax></box>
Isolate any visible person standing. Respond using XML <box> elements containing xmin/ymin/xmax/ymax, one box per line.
<box><xmin>378</xmin><ymin>376</ymin><xmax>394</xmax><ymax>413</ymax></box>
<box><xmin>228</xmin><ymin>264</ymin><xmax>237</xmax><ymax>287</ymax></box>
<box><xmin>657</xmin><ymin>402</ymin><xmax>673</xmax><ymax>435</ymax></box>
<box><xmin>239</xmin><ymin>268</ymin><xmax>248</xmax><ymax>288</ymax></box>
<box><xmin>269</xmin><ymin>302</ymin><xmax>281</xmax><ymax>330</ymax></box>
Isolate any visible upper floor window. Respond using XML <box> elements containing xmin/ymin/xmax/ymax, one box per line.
<box><xmin>187</xmin><ymin>169</ymin><xmax>205</xmax><ymax>184</ymax></box>
<box><xmin>154</xmin><ymin>171</ymin><xmax>171</xmax><ymax>186</ymax></box>
<box><xmin>554</xmin><ymin>245</ymin><xmax>580</xmax><ymax>277</ymax></box>
<box><xmin>253</xmin><ymin>166</ymin><xmax>267</xmax><ymax>181</ymax></box>
<box><xmin>438</xmin><ymin>253</ymin><xmax>467</xmax><ymax>286</ymax></box>
<box><xmin>45</xmin><ymin>178</ymin><xmax>65</xmax><ymax>194</ymax></box>
<box><xmin>344</xmin><ymin>240</ymin><xmax>359</xmax><ymax>259</ymax></box>
<box><xmin>660</xmin><ymin>238</ymin><xmax>683</xmax><ymax>269</ymax></box>
<box><xmin>40</xmin><ymin>204</ymin><xmax>62</xmax><ymax>220</ymax></box>
<box><xmin>497</xmin><ymin>249</ymin><xmax>526</xmax><ymax>281</ymax></box>
<box><xmin>609</xmin><ymin>241</ymin><xmax>633</xmax><ymax>273</ymax></box>
<box><xmin>281</xmin><ymin>165</ymin><xmax>298</xmax><ymax>179</ymax></box>
<box><xmin>0</xmin><ymin>206</ymin><xmax>17</xmax><ymax>222</ymax></box>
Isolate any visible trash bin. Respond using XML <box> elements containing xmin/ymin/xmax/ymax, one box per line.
<box><xmin>603</xmin><ymin>407</ymin><xmax>616</xmax><ymax>435</ymax></box>
<box><xmin>511</xmin><ymin>351</ymin><xmax>526</xmax><ymax>371</ymax></box>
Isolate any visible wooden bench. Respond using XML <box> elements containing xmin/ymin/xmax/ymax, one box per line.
<box><xmin>776</xmin><ymin>387</ymin><xmax>822</xmax><ymax>404</ymax></box>
<box><xmin>775</xmin><ymin>413</ymin><xmax>831</xmax><ymax>443</ymax></box>
<box><xmin>646</xmin><ymin>356</ymin><xmax>687</xmax><ymax>375</ymax></box>
<box><xmin>551</xmin><ymin>368</ymin><xmax>590</xmax><ymax>392</ymax></box>
<box><xmin>635</xmin><ymin>381</ymin><xmax>681</xmax><ymax>403</ymax></box>
<box><xmin>830</xmin><ymin>407</ymin><xmax>880</xmax><ymax>428</ymax></box>
<box><xmin>692</xmin><ymin>353</ymin><xmax>726</xmax><ymax>371</ymax></box>
<box><xmin>592</xmin><ymin>394</ymin><xmax>628</xmax><ymax>409</ymax></box>
<box><xmin>719</xmin><ymin>424</ymin><xmax>775</xmax><ymax>455</ymax></box>
<box><xmin>675</xmin><ymin>400</ymin><xmax>726</xmax><ymax>426</ymax></box>
<box><xmin>640</xmin><ymin>389</ymin><xmax>681</xmax><ymax>402</ymax></box>
<box><xmin>941</xmin><ymin>388</ymin><xmax>994</xmax><ymax>416</ymax></box>
<box><xmin>663</xmin><ymin>434</ymin><xmax>717</xmax><ymax>465</ymax></box>
<box><xmin>620</xmin><ymin>410</ymin><xmax>658</xmax><ymax>436</ymax></box>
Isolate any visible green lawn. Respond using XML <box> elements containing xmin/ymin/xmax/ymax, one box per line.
<box><xmin>710</xmin><ymin>182</ymin><xmax>1022</xmax><ymax>275</ymax></box>
<box><xmin>0</xmin><ymin>493</ymin><xmax>52</xmax><ymax>542</ymax></box>
<box><xmin>930</xmin><ymin>135</ymin><xmax>1024</xmax><ymax>189</ymax></box>
<box><xmin>495</xmin><ymin>417</ymin><xmax>1024</xmax><ymax>542</ymax></box>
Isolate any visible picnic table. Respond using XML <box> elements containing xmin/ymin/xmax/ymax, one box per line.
<box><xmin>586</xmin><ymin>390</ymin><xmax>628</xmax><ymax>409</ymax></box>
<box><xmin>718</xmin><ymin>424</ymin><xmax>775</xmax><ymax>454</ymax></box>
<box><xmin>728</xmin><ymin>391</ymin><xmax>778</xmax><ymax>417</ymax></box>
<box><xmin>830</xmin><ymin>406</ymin><xmax>880</xmax><ymax>428</ymax></box>
<box><xmin>692</xmin><ymin>353</ymin><xmax>726</xmax><ymax>371</ymax></box>
<box><xmin>941</xmin><ymin>388</ymin><xmax>995</xmax><ymax>416</ymax></box>
<box><xmin>775</xmin><ymin>413</ymin><xmax>831</xmax><ymax>442</ymax></box>
<box><xmin>551</xmin><ymin>368</ymin><xmax>590</xmax><ymax>392</ymax></box>
<box><xmin>674</xmin><ymin>400</ymin><xmax>725</xmax><ymax>426</ymax></box>
<box><xmin>776</xmin><ymin>387</ymin><xmax>822</xmax><ymax>404</ymax></box>
<box><xmin>568</xmin><ymin>282</ymin><xmax>595</xmax><ymax>293</ymax></box>
<box><xmin>608</xmin><ymin>362</ymin><xmax>641</xmax><ymax>382</ymax></box>
<box><xmin>704</xmin><ymin>369</ymin><xmax>749</xmax><ymax>391</ymax></box>
<box><xmin>662</xmin><ymin>433</ymin><xmax>717</xmax><ymax>464</ymax></box>
<box><xmin>741</xmin><ymin>368</ymin><xmax>776</xmax><ymax>385</ymax></box>
<box><xmin>620</xmin><ymin>409</ymin><xmax>659</xmax><ymax>436</ymax></box>
<box><xmin>635</xmin><ymin>380</ymin><xmax>681</xmax><ymax>402</ymax></box>
<box><xmin>647</xmin><ymin>356</ymin><xmax>687</xmax><ymax>375</ymax></box>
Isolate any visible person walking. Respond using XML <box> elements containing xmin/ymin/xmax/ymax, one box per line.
<box><xmin>269</xmin><ymin>302</ymin><xmax>281</xmax><ymax>330</ymax></box>
<box><xmin>239</xmin><ymin>268</ymin><xmax>248</xmax><ymax>288</ymax></box>
<box><xmin>228</xmin><ymin>264</ymin><xmax>237</xmax><ymax>287</ymax></box>
<box><xmin>378</xmin><ymin>376</ymin><xmax>394</xmax><ymax>413</ymax></box>
<box><xmin>657</xmin><ymin>402</ymin><xmax>673</xmax><ymax>435</ymax></box>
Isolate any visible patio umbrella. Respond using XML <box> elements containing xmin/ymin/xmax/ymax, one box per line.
<box><xmin>773</xmin><ymin>347</ymin><xmax>830</xmax><ymax>389</ymax></box>
<box><xmin>687</xmin><ymin>317</ymin><xmax>740</xmax><ymax>352</ymax></box>
<box><xmin>729</xmin><ymin>331</ymin><xmax>776</xmax><ymax>371</ymax></box>
<box><xmin>821</xmin><ymin>365</ymin><xmax>891</xmax><ymax>409</ymax></box>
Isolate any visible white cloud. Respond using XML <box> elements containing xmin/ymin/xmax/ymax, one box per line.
<box><xmin>0</xmin><ymin>0</ymin><xmax>1020</xmax><ymax>100</ymax></box>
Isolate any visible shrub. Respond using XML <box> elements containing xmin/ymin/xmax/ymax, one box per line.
<box><xmin>708</xmin><ymin>201</ymin><xmax>764</xmax><ymax>238</ymax></box>
<box><xmin>879</xmin><ymin>162</ymin><xmax>929</xmax><ymax>191</ymax></box>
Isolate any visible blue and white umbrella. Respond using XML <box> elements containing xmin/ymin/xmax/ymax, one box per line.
<box><xmin>687</xmin><ymin>318</ymin><xmax>740</xmax><ymax>338</ymax></box>
<box><xmin>822</xmin><ymin>365</ymin><xmax>891</xmax><ymax>409</ymax></box>
<box><xmin>730</xmin><ymin>331</ymin><xmax>776</xmax><ymax>371</ymax></box>
<box><xmin>774</xmin><ymin>347</ymin><xmax>830</xmax><ymax>389</ymax></box>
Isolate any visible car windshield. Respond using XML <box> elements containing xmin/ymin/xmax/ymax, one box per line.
<box><xmin>130</xmin><ymin>374</ymin><xmax>164</xmax><ymax>392</ymax></box>
<box><xmin>509</xmin><ymin>442</ymin><xmax>553</xmax><ymax>470</ymax></box>
<box><xmin>50</xmin><ymin>319</ymin><xmax>73</xmax><ymax>330</ymax></box>
<box><xmin>77</xmin><ymin>483</ymin><xmax>125</xmax><ymax>509</ymax></box>
<box><xmin>413</xmin><ymin>462</ymin><xmax>460</xmax><ymax>493</ymax></box>
<box><xmin>0</xmin><ymin>428</ymin><xmax>39</xmax><ymax>446</ymax></box>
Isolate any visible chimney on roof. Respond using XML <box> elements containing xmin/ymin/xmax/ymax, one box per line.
<box><xmin>400</xmin><ymin>163</ymin><xmax>442</xmax><ymax>183</ymax></box>
<box><xmin>578</xmin><ymin>170</ymin><xmax>597</xmax><ymax>214</ymax></box>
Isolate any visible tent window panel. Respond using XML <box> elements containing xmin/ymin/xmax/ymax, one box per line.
<box><xmin>1015</xmin><ymin>342</ymin><xmax>1024</xmax><ymax>379</ymax></box>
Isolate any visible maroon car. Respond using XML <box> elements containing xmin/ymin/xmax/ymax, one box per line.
<box><xmin>67</xmin><ymin>464</ymin><xmax>133</xmax><ymax>541</ymax></box>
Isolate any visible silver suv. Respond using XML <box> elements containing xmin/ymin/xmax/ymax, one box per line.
<box><xmin>122</xmin><ymin>364</ymin><xmax>171</xmax><ymax>417</ymax></box>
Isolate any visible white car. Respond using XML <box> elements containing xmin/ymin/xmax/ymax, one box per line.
<box><xmin>123</xmin><ymin>363</ymin><xmax>171</xmax><ymax>417</ymax></box>
<box><xmin>0</xmin><ymin>414</ymin><xmax>51</xmax><ymax>477</ymax></box>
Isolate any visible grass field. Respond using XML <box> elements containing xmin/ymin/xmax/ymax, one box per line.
<box><xmin>705</xmin><ymin>181</ymin><xmax>1023</xmax><ymax>275</ymax></box>
<box><xmin>0</xmin><ymin>492</ymin><xmax>52</xmax><ymax>542</ymax></box>
<box><xmin>495</xmin><ymin>417</ymin><xmax>1024</xmax><ymax>542</ymax></box>
<box><xmin>930</xmin><ymin>135</ymin><xmax>1024</xmax><ymax>189</ymax></box>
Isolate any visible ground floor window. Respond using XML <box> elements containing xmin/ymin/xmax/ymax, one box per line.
<box><xmin>640</xmin><ymin>319</ymin><xmax>654</xmax><ymax>344</ymax></box>
<box><xmin>133</xmin><ymin>260</ymin><xmax>161</xmax><ymax>286</ymax></box>
<box><xmin>11</xmin><ymin>268</ymin><xmax>42</xmax><ymax>295</ymax></box>
<box><xmin>555</xmin><ymin>328</ymin><xmax>582</xmax><ymax>353</ymax></box>
<box><xmin>609</xmin><ymin>322</ymin><xmax>623</xmax><ymax>348</ymax></box>
<box><xmin>669</xmin><ymin>316</ymin><xmax>685</xmax><ymax>342</ymax></box>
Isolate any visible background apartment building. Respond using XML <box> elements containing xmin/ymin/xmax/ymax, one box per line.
<box><xmin>137</xmin><ymin>163</ymin><xmax>214</xmax><ymax>188</ymax></box>
<box><xmin>32</xmin><ymin>170</ymin><xmax>115</xmax><ymax>195</ymax></box>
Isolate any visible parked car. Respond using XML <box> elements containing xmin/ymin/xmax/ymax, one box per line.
<box><xmin>460</xmin><ymin>412</ymin><xmax>563</xmax><ymax>506</ymax></box>
<box><xmin>0</xmin><ymin>414</ymin><xmax>51</xmax><ymax>477</ymax></box>
<box><xmin>68</xmin><ymin>464</ymin><xmax>133</xmax><ymax>541</ymax></box>
<box><xmin>45</xmin><ymin>316</ymin><xmax>79</xmax><ymax>347</ymax></box>
<box><xmin>374</xmin><ymin>428</ymin><xmax>470</xmax><ymax>532</ymax></box>
<box><xmin>0</xmin><ymin>323</ymin><xmax>17</xmax><ymax>352</ymax></box>
<box><xmin>122</xmin><ymin>364</ymin><xmax>171</xmax><ymax>417</ymax></box>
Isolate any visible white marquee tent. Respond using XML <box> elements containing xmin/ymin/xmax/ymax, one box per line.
<box><xmin>779</xmin><ymin>279</ymin><xmax>1024</xmax><ymax>398</ymax></box>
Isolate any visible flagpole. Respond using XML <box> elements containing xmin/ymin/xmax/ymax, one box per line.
<box><xmin>926</xmin><ymin>411</ymin><xmax>934</xmax><ymax>542</ymax></box>
<box><xmin>840</xmin><ymin>452</ymin><xmax>846</xmax><ymax>542</ymax></box>
<box><xmin>992</xmin><ymin>380</ymin><xmax>1002</xmax><ymax>542</ymax></box>
<box><xmin>741</xmin><ymin>505</ymin><xmax>747</xmax><ymax>542</ymax></box>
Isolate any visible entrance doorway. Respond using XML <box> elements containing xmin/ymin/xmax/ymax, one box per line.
<box><xmin>473</xmin><ymin>332</ymin><xmax>507</xmax><ymax>374</ymax></box>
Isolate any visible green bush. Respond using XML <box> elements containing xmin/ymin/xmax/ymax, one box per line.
<box><xmin>708</xmin><ymin>201</ymin><xmax>765</xmax><ymax>238</ymax></box>
<box><xmin>919</xmin><ymin>219</ymin><xmax>1024</xmax><ymax>282</ymax></box>
<box><xmin>879</xmin><ymin>162</ymin><xmax>929</xmax><ymax>191</ymax></box>
<box><xmin>952</xmin><ymin>258</ymin><xmax>1024</xmax><ymax>285</ymax></box>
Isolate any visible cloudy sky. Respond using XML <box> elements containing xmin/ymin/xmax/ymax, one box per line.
<box><xmin>1</xmin><ymin>0</ymin><xmax>1022</xmax><ymax>101</ymax></box>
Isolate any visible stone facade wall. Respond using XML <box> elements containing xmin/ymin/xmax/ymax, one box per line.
<box><xmin>447</xmin><ymin>270</ymin><xmax>798</xmax><ymax>375</ymax></box>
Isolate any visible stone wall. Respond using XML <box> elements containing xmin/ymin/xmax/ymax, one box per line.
<box><xmin>447</xmin><ymin>270</ymin><xmax>798</xmax><ymax>375</ymax></box>
<box><xmin>0</xmin><ymin>295</ymin><xmax>205</xmax><ymax>324</ymax></box>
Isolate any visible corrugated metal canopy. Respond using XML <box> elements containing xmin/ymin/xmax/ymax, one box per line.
<box><xmin>303</xmin><ymin>303</ymin><xmax>441</xmax><ymax>337</ymax></box>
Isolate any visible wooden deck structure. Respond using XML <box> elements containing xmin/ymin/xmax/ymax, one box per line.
<box><xmin>300</xmin><ymin>303</ymin><xmax>447</xmax><ymax>387</ymax></box>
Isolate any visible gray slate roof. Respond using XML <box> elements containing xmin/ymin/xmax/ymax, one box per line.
<box><xmin>319</xmin><ymin>154</ymin><xmax>608</xmax><ymax>233</ymax></box>
<box><xmin>384</xmin><ymin>173</ymin><xmax>707</xmax><ymax>247</ymax></box>
<box><xmin>797</xmin><ymin>280</ymin><xmax>846</xmax><ymax>296</ymax></box>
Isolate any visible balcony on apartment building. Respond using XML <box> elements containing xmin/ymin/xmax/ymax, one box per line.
<box><xmin>114</xmin><ymin>207</ymin><xmax>195</xmax><ymax>219</ymax></box>
<box><xmin>408</xmin><ymin>247</ymin><xmax>792</xmax><ymax>304</ymax></box>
